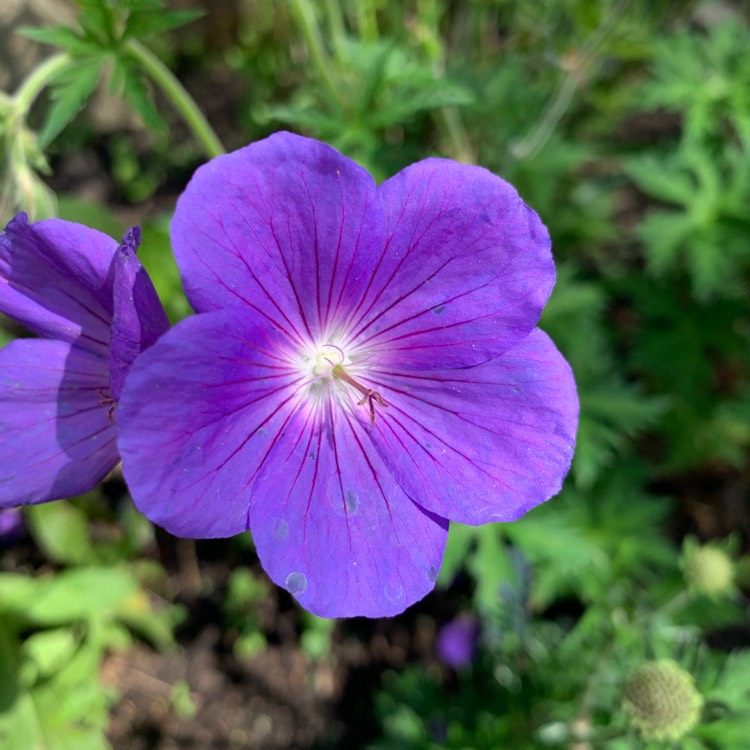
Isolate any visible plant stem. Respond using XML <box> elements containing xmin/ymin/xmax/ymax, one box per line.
<box><xmin>12</xmin><ymin>53</ymin><xmax>71</xmax><ymax>118</ymax></box>
<box><xmin>324</xmin><ymin>0</ymin><xmax>347</xmax><ymax>61</ymax></box>
<box><xmin>289</xmin><ymin>0</ymin><xmax>350</xmax><ymax>114</ymax></box>
<box><xmin>176</xmin><ymin>537</ymin><xmax>202</xmax><ymax>600</ymax></box>
<box><xmin>510</xmin><ymin>0</ymin><xmax>631</xmax><ymax>161</ymax></box>
<box><xmin>125</xmin><ymin>39</ymin><xmax>225</xmax><ymax>159</ymax></box>
<box><xmin>356</xmin><ymin>0</ymin><xmax>379</xmax><ymax>43</ymax></box>
<box><xmin>654</xmin><ymin>589</ymin><xmax>693</xmax><ymax>618</ymax></box>
<box><xmin>439</xmin><ymin>105</ymin><xmax>474</xmax><ymax>163</ymax></box>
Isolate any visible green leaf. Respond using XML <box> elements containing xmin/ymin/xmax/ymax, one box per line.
<box><xmin>75</xmin><ymin>0</ymin><xmax>117</xmax><ymax>45</ymax></box>
<box><xmin>467</xmin><ymin>524</ymin><xmax>516</xmax><ymax>615</ymax></box>
<box><xmin>110</xmin><ymin>57</ymin><xmax>166</xmax><ymax>134</ymax></box>
<box><xmin>696</xmin><ymin>652</ymin><xmax>750</xmax><ymax>749</ymax></box>
<box><xmin>24</xmin><ymin>633</ymin><xmax>114</xmax><ymax>750</ymax></box>
<box><xmin>636</xmin><ymin>210</ymin><xmax>695</xmax><ymax>277</ymax></box>
<box><xmin>695</xmin><ymin>716</ymin><xmax>750</xmax><ymax>750</ymax></box>
<box><xmin>169</xmin><ymin>680</ymin><xmax>198</xmax><ymax>720</ymax></box>
<box><xmin>626</xmin><ymin>153</ymin><xmax>697</xmax><ymax>206</ymax></box>
<box><xmin>25</xmin><ymin>501</ymin><xmax>94</xmax><ymax>566</ymax></box>
<box><xmin>300</xmin><ymin>613</ymin><xmax>335</xmax><ymax>660</ymax></box>
<box><xmin>0</xmin><ymin>568</ymin><xmax>139</xmax><ymax>627</ymax></box>
<box><xmin>124</xmin><ymin>8</ymin><xmax>205</xmax><ymax>39</ymax></box>
<box><xmin>21</xmin><ymin>629</ymin><xmax>79</xmax><ymax>683</ymax></box>
<box><xmin>137</xmin><ymin>218</ymin><xmax>192</xmax><ymax>323</ymax></box>
<box><xmin>0</xmin><ymin>624</ymin><xmax>22</xmax><ymax>721</ymax></box>
<box><xmin>638</xmin><ymin>22</ymin><xmax>750</xmax><ymax>145</ymax></box>
<box><xmin>0</xmin><ymin>623</ymin><xmax>114</xmax><ymax>750</ymax></box>
<box><xmin>539</xmin><ymin>262</ymin><xmax>608</xmax><ymax>382</ymax></box>
<box><xmin>115</xmin><ymin>588</ymin><xmax>176</xmax><ymax>651</ymax></box>
<box><xmin>574</xmin><ymin>380</ymin><xmax>668</xmax><ymax>488</ymax></box>
<box><xmin>504</xmin><ymin>506</ymin><xmax>606</xmax><ymax>608</ymax></box>
<box><xmin>17</xmin><ymin>26</ymin><xmax>99</xmax><ymax>56</ymax></box>
<box><xmin>0</xmin><ymin>691</ymin><xmax>43</xmax><ymax>750</ymax></box>
<box><xmin>437</xmin><ymin>522</ymin><xmax>477</xmax><ymax>587</ymax></box>
<box><xmin>0</xmin><ymin>574</ymin><xmax>42</xmax><ymax>614</ymax></box>
<box><xmin>706</xmin><ymin>650</ymin><xmax>750</xmax><ymax>708</ymax></box>
<box><xmin>38</xmin><ymin>59</ymin><xmax>102</xmax><ymax>148</ymax></box>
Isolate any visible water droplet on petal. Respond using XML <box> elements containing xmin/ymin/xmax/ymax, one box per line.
<box><xmin>285</xmin><ymin>571</ymin><xmax>307</xmax><ymax>595</ymax></box>
<box><xmin>384</xmin><ymin>580</ymin><xmax>404</xmax><ymax>602</ymax></box>
<box><xmin>427</xmin><ymin>565</ymin><xmax>438</xmax><ymax>583</ymax></box>
<box><xmin>276</xmin><ymin>519</ymin><xmax>288</xmax><ymax>540</ymax></box>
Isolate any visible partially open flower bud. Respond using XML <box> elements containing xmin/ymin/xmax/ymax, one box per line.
<box><xmin>622</xmin><ymin>660</ymin><xmax>703</xmax><ymax>742</ymax></box>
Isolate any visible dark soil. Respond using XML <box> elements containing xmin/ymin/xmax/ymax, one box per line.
<box><xmin>101</xmin><ymin>535</ymin><xmax>448</xmax><ymax>750</ymax></box>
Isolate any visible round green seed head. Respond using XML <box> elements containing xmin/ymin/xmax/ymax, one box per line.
<box><xmin>622</xmin><ymin>660</ymin><xmax>703</xmax><ymax>742</ymax></box>
<box><xmin>684</xmin><ymin>545</ymin><xmax>735</xmax><ymax>596</ymax></box>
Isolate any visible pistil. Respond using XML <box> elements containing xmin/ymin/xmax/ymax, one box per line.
<box><xmin>332</xmin><ymin>364</ymin><xmax>388</xmax><ymax>425</ymax></box>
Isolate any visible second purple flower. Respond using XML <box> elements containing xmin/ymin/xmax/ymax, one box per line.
<box><xmin>118</xmin><ymin>132</ymin><xmax>578</xmax><ymax>618</ymax></box>
<box><xmin>0</xmin><ymin>215</ymin><xmax>169</xmax><ymax>507</ymax></box>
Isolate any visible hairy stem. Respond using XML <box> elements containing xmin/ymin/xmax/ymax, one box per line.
<box><xmin>125</xmin><ymin>39</ymin><xmax>225</xmax><ymax>159</ymax></box>
<box><xmin>12</xmin><ymin>53</ymin><xmax>72</xmax><ymax>118</ymax></box>
<box><xmin>439</xmin><ymin>104</ymin><xmax>474</xmax><ymax>164</ymax></box>
<box><xmin>289</xmin><ymin>0</ymin><xmax>351</xmax><ymax>114</ymax></box>
<box><xmin>323</xmin><ymin>0</ymin><xmax>347</xmax><ymax>61</ymax></box>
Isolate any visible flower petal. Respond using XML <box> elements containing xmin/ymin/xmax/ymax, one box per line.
<box><xmin>346</xmin><ymin>159</ymin><xmax>554</xmax><ymax>369</ymax></box>
<box><xmin>249</xmin><ymin>403</ymin><xmax>448</xmax><ymax>618</ymax></box>
<box><xmin>118</xmin><ymin>308</ymin><xmax>448</xmax><ymax>616</ymax></box>
<box><xmin>367</xmin><ymin>328</ymin><xmax>578</xmax><ymax>524</ymax></box>
<box><xmin>117</xmin><ymin>310</ymin><xmax>303</xmax><ymax>538</ymax></box>
<box><xmin>171</xmin><ymin>131</ymin><xmax>384</xmax><ymax>344</ymax></box>
<box><xmin>0</xmin><ymin>214</ymin><xmax>117</xmax><ymax>356</ymax></box>
<box><xmin>0</xmin><ymin>339</ymin><xmax>117</xmax><ymax>506</ymax></box>
<box><xmin>109</xmin><ymin>227</ymin><xmax>170</xmax><ymax>401</ymax></box>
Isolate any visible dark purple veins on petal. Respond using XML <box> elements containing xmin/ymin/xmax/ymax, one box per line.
<box><xmin>0</xmin><ymin>213</ymin><xmax>118</xmax><ymax>357</ymax></box>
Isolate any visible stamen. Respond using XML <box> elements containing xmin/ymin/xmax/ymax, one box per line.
<box><xmin>332</xmin><ymin>364</ymin><xmax>388</xmax><ymax>426</ymax></box>
<box><xmin>97</xmin><ymin>388</ymin><xmax>116</xmax><ymax>424</ymax></box>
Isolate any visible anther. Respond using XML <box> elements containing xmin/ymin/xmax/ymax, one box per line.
<box><xmin>97</xmin><ymin>388</ymin><xmax>116</xmax><ymax>424</ymax></box>
<box><xmin>332</xmin><ymin>364</ymin><xmax>388</xmax><ymax>425</ymax></box>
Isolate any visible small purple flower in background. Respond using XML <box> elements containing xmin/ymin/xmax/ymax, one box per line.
<box><xmin>0</xmin><ymin>508</ymin><xmax>25</xmax><ymax>546</ymax></box>
<box><xmin>436</xmin><ymin>615</ymin><xmax>479</xmax><ymax>669</ymax></box>
<box><xmin>0</xmin><ymin>214</ymin><xmax>169</xmax><ymax>506</ymax></box>
<box><xmin>118</xmin><ymin>132</ymin><xmax>578</xmax><ymax>618</ymax></box>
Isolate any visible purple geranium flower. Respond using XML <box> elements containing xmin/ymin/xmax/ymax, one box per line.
<box><xmin>0</xmin><ymin>213</ymin><xmax>169</xmax><ymax>506</ymax></box>
<box><xmin>118</xmin><ymin>132</ymin><xmax>578</xmax><ymax>618</ymax></box>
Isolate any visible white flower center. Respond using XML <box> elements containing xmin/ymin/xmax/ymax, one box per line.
<box><xmin>310</xmin><ymin>343</ymin><xmax>346</xmax><ymax>377</ymax></box>
<box><xmin>297</xmin><ymin>340</ymin><xmax>388</xmax><ymax>425</ymax></box>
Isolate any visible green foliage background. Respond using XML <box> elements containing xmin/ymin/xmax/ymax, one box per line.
<box><xmin>1</xmin><ymin>0</ymin><xmax>750</xmax><ymax>748</ymax></box>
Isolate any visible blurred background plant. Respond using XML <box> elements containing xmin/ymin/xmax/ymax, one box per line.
<box><xmin>1</xmin><ymin>0</ymin><xmax>749</xmax><ymax>748</ymax></box>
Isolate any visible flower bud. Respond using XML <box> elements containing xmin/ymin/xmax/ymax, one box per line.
<box><xmin>622</xmin><ymin>660</ymin><xmax>702</xmax><ymax>742</ymax></box>
<box><xmin>682</xmin><ymin>541</ymin><xmax>735</xmax><ymax>597</ymax></box>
